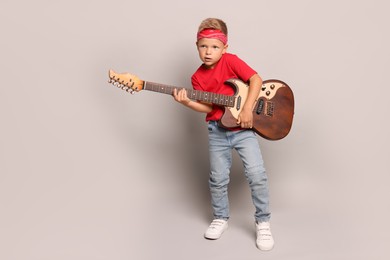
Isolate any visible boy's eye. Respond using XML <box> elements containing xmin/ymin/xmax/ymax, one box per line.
<box><xmin>198</xmin><ymin>45</ymin><xmax>221</xmax><ymax>50</ymax></box>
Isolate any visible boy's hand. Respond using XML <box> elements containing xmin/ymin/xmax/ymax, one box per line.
<box><xmin>237</xmin><ymin>74</ymin><xmax>262</xmax><ymax>129</ymax></box>
<box><xmin>173</xmin><ymin>88</ymin><xmax>191</xmax><ymax>106</ymax></box>
<box><xmin>237</xmin><ymin>109</ymin><xmax>253</xmax><ymax>128</ymax></box>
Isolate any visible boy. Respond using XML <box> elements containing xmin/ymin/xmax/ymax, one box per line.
<box><xmin>173</xmin><ymin>18</ymin><xmax>274</xmax><ymax>251</ymax></box>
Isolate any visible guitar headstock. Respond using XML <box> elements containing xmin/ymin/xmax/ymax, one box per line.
<box><xmin>108</xmin><ymin>69</ymin><xmax>144</xmax><ymax>94</ymax></box>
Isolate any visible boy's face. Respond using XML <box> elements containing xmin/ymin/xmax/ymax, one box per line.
<box><xmin>196</xmin><ymin>38</ymin><xmax>228</xmax><ymax>69</ymax></box>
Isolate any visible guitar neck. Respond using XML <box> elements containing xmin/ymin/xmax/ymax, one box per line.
<box><xmin>144</xmin><ymin>81</ymin><xmax>235</xmax><ymax>107</ymax></box>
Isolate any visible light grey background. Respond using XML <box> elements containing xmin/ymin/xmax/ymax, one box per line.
<box><xmin>1</xmin><ymin>0</ymin><xmax>389</xmax><ymax>259</ymax></box>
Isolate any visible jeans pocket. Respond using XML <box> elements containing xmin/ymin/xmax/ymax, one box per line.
<box><xmin>208</xmin><ymin>121</ymin><xmax>217</xmax><ymax>132</ymax></box>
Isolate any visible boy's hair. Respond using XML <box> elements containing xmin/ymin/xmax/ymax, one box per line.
<box><xmin>198</xmin><ymin>18</ymin><xmax>228</xmax><ymax>36</ymax></box>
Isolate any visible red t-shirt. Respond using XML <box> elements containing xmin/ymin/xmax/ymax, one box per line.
<box><xmin>191</xmin><ymin>53</ymin><xmax>257</xmax><ymax>121</ymax></box>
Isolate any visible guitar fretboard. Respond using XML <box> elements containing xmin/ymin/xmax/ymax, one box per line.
<box><xmin>144</xmin><ymin>81</ymin><xmax>235</xmax><ymax>107</ymax></box>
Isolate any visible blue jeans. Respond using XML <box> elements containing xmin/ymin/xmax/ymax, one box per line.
<box><xmin>207</xmin><ymin>121</ymin><xmax>270</xmax><ymax>223</ymax></box>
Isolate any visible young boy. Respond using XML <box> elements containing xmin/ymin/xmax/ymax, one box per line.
<box><xmin>173</xmin><ymin>18</ymin><xmax>274</xmax><ymax>251</ymax></box>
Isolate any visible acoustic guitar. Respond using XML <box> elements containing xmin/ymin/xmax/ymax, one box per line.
<box><xmin>108</xmin><ymin>69</ymin><xmax>294</xmax><ymax>140</ymax></box>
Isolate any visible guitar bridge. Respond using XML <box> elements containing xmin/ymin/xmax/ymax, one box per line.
<box><xmin>265</xmin><ymin>101</ymin><xmax>274</xmax><ymax>117</ymax></box>
<box><xmin>256</xmin><ymin>99</ymin><xmax>274</xmax><ymax>117</ymax></box>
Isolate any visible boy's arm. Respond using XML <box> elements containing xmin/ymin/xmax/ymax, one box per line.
<box><xmin>173</xmin><ymin>88</ymin><xmax>213</xmax><ymax>113</ymax></box>
<box><xmin>237</xmin><ymin>74</ymin><xmax>262</xmax><ymax>128</ymax></box>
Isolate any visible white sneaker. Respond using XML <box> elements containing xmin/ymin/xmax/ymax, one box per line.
<box><xmin>255</xmin><ymin>222</ymin><xmax>274</xmax><ymax>251</ymax></box>
<box><xmin>204</xmin><ymin>219</ymin><xmax>228</xmax><ymax>239</ymax></box>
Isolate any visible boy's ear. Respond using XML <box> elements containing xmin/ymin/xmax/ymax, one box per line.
<box><xmin>222</xmin><ymin>44</ymin><xmax>229</xmax><ymax>53</ymax></box>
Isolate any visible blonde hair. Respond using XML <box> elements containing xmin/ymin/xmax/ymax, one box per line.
<box><xmin>197</xmin><ymin>18</ymin><xmax>228</xmax><ymax>35</ymax></box>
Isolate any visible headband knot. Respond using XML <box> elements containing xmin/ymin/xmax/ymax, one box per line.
<box><xmin>197</xmin><ymin>29</ymin><xmax>227</xmax><ymax>45</ymax></box>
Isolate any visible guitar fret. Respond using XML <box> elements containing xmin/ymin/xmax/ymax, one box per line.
<box><xmin>189</xmin><ymin>90</ymin><xmax>197</xmax><ymax>99</ymax></box>
<box><xmin>203</xmin><ymin>92</ymin><xmax>209</xmax><ymax>102</ymax></box>
<box><xmin>199</xmin><ymin>92</ymin><xmax>204</xmax><ymax>101</ymax></box>
<box><xmin>228</xmin><ymin>96</ymin><xmax>234</xmax><ymax>106</ymax></box>
<box><xmin>198</xmin><ymin>91</ymin><xmax>203</xmax><ymax>100</ymax></box>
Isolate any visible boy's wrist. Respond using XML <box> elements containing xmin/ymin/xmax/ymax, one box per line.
<box><xmin>242</xmin><ymin>104</ymin><xmax>254</xmax><ymax>112</ymax></box>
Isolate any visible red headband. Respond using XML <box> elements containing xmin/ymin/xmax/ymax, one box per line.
<box><xmin>197</xmin><ymin>29</ymin><xmax>228</xmax><ymax>45</ymax></box>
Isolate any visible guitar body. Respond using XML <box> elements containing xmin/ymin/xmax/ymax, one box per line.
<box><xmin>219</xmin><ymin>79</ymin><xmax>294</xmax><ymax>140</ymax></box>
